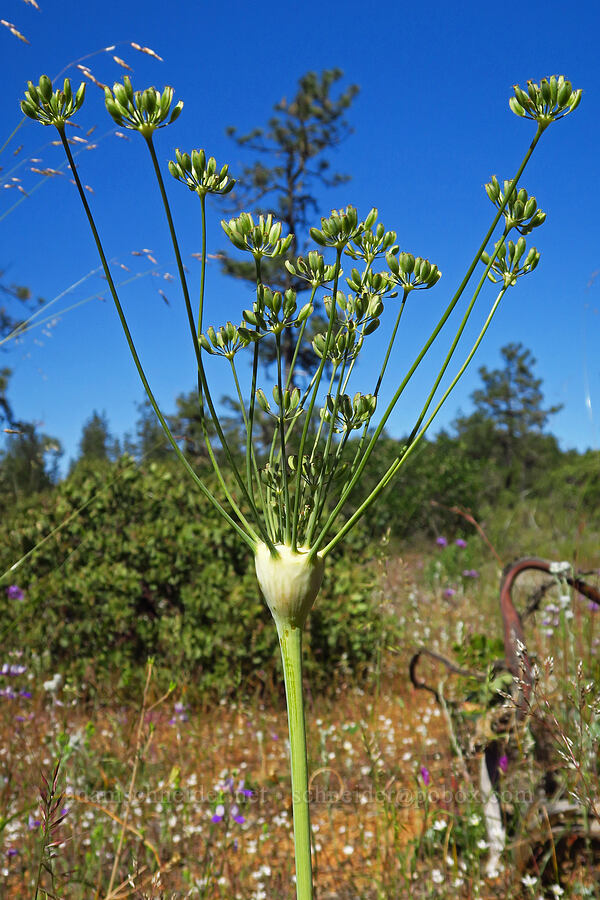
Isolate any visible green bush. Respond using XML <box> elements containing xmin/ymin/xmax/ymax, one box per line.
<box><xmin>1</xmin><ymin>457</ymin><xmax>391</xmax><ymax>696</ymax></box>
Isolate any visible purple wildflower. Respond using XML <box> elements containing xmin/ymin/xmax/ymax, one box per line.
<box><xmin>455</xmin><ymin>538</ymin><xmax>467</xmax><ymax>548</ymax></box>
<box><xmin>420</xmin><ymin>766</ymin><xmax>431</xmax><ymax>786</ymax></box>
<box><xmin>6</xmin><ymin>847</ymin><xmax>18</xmax><ymax>857</ymax></box>
<box><xmin>169</xmin><ymin>700</ymin><xmax>189</xmax><ymax>725</ymax></box>
<box><xmin>211</xmin><ymin>803</ymin><xmax>225</xmax><ymax>823</ymax></box>
<box><xmin>443</xmin><ymin>588</ymin><xmax>456</xmax><ymax>600</ymax></box>
<box><xmin>231</xmin><ymin>803</ymin><xmax>245</xmax><ymax>824</ymax></box>
<box><xmin>6</xmin><ymin>585</ymin><xmax>24</xmax><ymax>601</ymax></box>
<box><xmin>436</xmin><ymin>536</ymin><xmax>448</xmax><ymax>547</ymax></box>
<box><xmin>462</xmin><ymin>569</ymin><xmax>479</xmax><ymax>579</ymax></box>
<box><xmin>238</xmin><ymin>779</ymin><xmax>253</xmax><ymax>798</ymax></box>
<box><xmin>588</xmin><ymin>601</ymin><xmax>600</xmax><ymax>612</ymax></box>
<box><xmin>499</xmin><ymin>755</ymin><xmax>508</xmax><ymax>774</ymax></box>
<box><xmin>1</xmin><ymin>663</ymin><xmax>27</xmax><ymax>676</ymax></box>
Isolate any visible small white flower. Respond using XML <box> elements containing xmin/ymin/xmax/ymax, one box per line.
<box><xmin>433</xmin><ymin>819</ymin><xmax>447</xmax><ymax>831</ymax></box>
<box><xmin>342</xmin><ymin>845</ymin><xmax>354</xmax><ymax>856</ymax></box>
<box><xmin>521</xmin><ymin>874</ymin><xmax>538</xmax><ymax>887</ymax></box>
<box><xmin>550</xmin><ymin>886</ymin><xmax>564</xmax><ymax>897</ymax></box>
<box><xmin>431</xmin><ymin>869</ymin><xmax>444</xmax><ymax>884</ymax></box>
<box><xmin>43</xmin><ymin>672</ymin><xmax>63</xmax><ymax>693</ymax></box>
<box><xmin>468</xmin><ymin>814</ymin><xmax>481</xmax><ymax>826</ymax></box>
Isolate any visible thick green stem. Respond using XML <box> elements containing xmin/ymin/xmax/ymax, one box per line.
<box><xmin>255</xmin><ymin>543</ymin><xmax>323</xmax><ymax>896</ymax></box>
<box><xmin>277</xmin><ymin>621</ymin><xmax>313</xmax><ymax>900</ymax></box>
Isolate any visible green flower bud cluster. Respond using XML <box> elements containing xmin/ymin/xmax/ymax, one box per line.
<box><xmin>485</xmin><ymin>177</ymin><xmax>546</xmax><ymax>234</ymax></box>
<box><xmin>310</xmin><ymin>206</ymin><xmax>376</xmax><ymax>250</ymax></box>
<box><xmin>199</xmin><ymin>321</ymin><xmax>259</xmax><ymax>360</ymax></box>
<box><xmin>481</xmin><ymin>237</ymin><xmax>540</xmax><ymax>287</ymax></box>
<box><xmin>21</xmin><ymin>76</ymin><xmax>85</xmax><ymax>129</ymax></box>
<box><xmin>259</xmin><ymin>460</ymin><xmax>285</xmax><ymax>495</ymax></box>
<box><xmin>345</xmin><ymin>219</ymin><xmax>398</xmax><ymax>263</ymax></box>
<box><xmin>285</xmin><ymin>251</ymin><xmax>339</xmax><ymax>288</ymax></box>
<box><xmin>168</xmin><ymin>149</ymin><xmax>235</xmax><ymax>198</ymax></box>
<box><xmin>221</xmin><ymin>213</ymin><xmax>293</xmax><ymax>260</ymax></box>
<box><xmin>324</xmin><ymin>290</ymin><xmax>383</xmax><ymax>334</ymax></box>
<box><xmin>510</xmin><ymin>75</ymin><xmax>582</xmax><ymax>129</ymax></box>
<box><xmin>312</xmin><ymin>321</ymin><xmax>362</xmax><ymax>363</ymax></box>
<box><xmin>320</xmin><ymin>392</ymin><xmax>377</xmax><ymax>433</ymax></box>
<box><xmin>104</xmin><ymin>77</ymin><xmax>183</xmax><ymax>138</ymax></box>
<box><xmin>386</xmin><ymin>251</ymin><xmax>441</xmax><ymax>291</ymax></box>
<box><xmin>256</xmin><ymin>386</ymin><xmax>303</xmax><ymax>421</ymax></box>
<box><xmin>346</xmin><ymin>267</ymin><xmax>395</xmax><ymax>298</ymax></box>
<box><xmin>242</xmin><ymin>286</ymin><xmax>313</xmax><ymax>336</ymax></box>
<box><xmin>286</xmin><ymin>453</ymin><xmax>344</xmax><ymax>491</ymax></box>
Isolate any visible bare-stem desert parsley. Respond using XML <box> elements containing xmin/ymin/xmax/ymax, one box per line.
<box><xmin>21</xmin><ymin>71</ymin><xmax>582</xmax><ymax>900</ymax></box>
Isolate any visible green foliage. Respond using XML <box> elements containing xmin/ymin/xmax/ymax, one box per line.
<box><xmin>535</xmin><ymin>448</ymin><xmax>600</xmax><ymax>511</ymax></box>
<box><xmin>452</xmin><ymin>632</ymin><xmax>505</xmax><ymax>672</ymax></box>
<box><xmin>347</xmin><ymin>433</ymin><xmax>483</xmax><ymax>539</ymax></box>
<box><xmin>1</xmin><ymin>458</ymin><xmax>389</xmax><ymax>696</ymax></box>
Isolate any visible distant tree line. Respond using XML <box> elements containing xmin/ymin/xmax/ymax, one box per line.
<box><xmin>1</xmin><ymin>341</ymin><xmax>598</xmax><ymax>540</ymax></box>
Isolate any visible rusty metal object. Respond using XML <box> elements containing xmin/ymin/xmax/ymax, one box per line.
<box><xmin>499</xmin><ymin>557</ymin><xmax>600</xmax><ymax>709</ymax></box>
<box><xmin>409</xmin><ymin>647</ymin><xmax>484</xmax><ymax>703</ymax></box>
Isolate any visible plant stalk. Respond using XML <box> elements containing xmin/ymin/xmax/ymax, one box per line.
<box><xmin>277</xmin><ymin>620</ymin><xmax>313</xmax><ymax>899</ymax></box>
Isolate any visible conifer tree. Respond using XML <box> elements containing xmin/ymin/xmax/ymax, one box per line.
<box><xmin>455</xmin><ymin>343</ymin><xmax>562</xmax><ymax>489</ymax></box>
<box><xmin>220</xmin><ymin>69</ymin><xmax>359</xmax><ymax>382</ymax></box>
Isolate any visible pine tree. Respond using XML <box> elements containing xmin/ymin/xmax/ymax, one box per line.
<box><xmin>455</xmin><ymin>343</ymin><xmax>562</xmax><ymax>490</ymax></box>
<box><xmin>77</xmin><ymin>410</ymin><xmax>117</xmax><ymax>463</ymax></box>
<box><xmin>0</xmin><ymin>423</ymin><xmax>62</xmax><ymax>503</ymax></box>
<box><xmin>220</xmin><ymin>69</ymin><xmax>359</xmax><ymax>382</ymax></box>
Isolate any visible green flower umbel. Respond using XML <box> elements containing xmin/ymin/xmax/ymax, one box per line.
<box><xmin>21</xmin><ymin>76</ymin><xmax>85</xmax><ymax>129</ymax></box>
<box><xmin>510</xmin><ymin>75</ymin><xmax>582</xmax><ymax>129</ymax></box>
<box><xmin>104</xmin><ymin>76</ymin><xmax>183</xmax><ymax>138</ymax></box>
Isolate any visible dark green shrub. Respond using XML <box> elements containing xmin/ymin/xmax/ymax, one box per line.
<box><xmin>1</xmin><ymin>457</ymin><xmax>392</xmax><ymax>696</ymax></box>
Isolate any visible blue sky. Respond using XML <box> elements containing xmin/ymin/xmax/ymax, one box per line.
<box><xmin>2</xmin><ymin>0</ymin><xmax>599</xmax><ymax>470</ymax></box>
